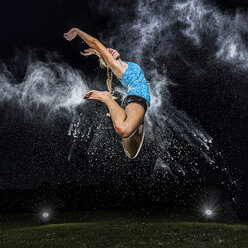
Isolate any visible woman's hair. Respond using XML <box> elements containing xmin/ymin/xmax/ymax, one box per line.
<box><xmin>99</xmin><ymin>55</ymin><xmax>113</xmax><ymax>95</ymax></box>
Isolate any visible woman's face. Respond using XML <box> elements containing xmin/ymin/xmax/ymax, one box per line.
<box><xmin>107</xmin><ymin>48</ymin><xmax>120</xmax><ymax>60</ymax></box>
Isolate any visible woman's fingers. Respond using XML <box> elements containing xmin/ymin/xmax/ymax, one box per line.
<box><xmin>81</xmin><ymin>49</ymin><xmax>94</xmax><ymax>55</ymax></box>
<box><xmin>80</xmin><ymin>51</ymin><xmax>90</xmax><ymax>56</ymax></box>
<box><xmin>64</xmin><ymin>33</ymin><xmax>71</xmax><ymax>38</ymax></box>
<box><xmin>64</xmin><ymin>33</ymin><xmax>73</xmax><ymax>38</ymax></box>
<box><xmin>64</xmin><ymin>34</ymin><xmax>72</xmax><ymax>41</ymax></box>
<box><xmin>84</xmin><ymin>48</ymin><xmax>93</xmax><ymax>52</ymax></box>
<box><xmin>64</xmin><ymin>28</ymin><xmax>74</xmax><ymax>36</ymax></box>
<box><xmin>63</xmin><ymin>29</ymin><xmax>76</xmax><ymax>41</ymax></box>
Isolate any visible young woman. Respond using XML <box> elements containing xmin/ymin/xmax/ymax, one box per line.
<box><xmin>64</xmin><ymin>28</ymin><xmax>151</xmax><ymax>159</ymax></box>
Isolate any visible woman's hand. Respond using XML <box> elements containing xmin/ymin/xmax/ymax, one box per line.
<box><xmin>64</xmin><ymin>28</ymin><xmax>78</xmax><ymax>41</ymax></box>
<box><xmin>80</xmin><ymin>48</ymin><xmax>100</xmax><ymax>57</ymax></box>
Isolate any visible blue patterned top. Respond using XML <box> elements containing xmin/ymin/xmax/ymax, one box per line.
<box><xmin>120</xmin><ymin>61</ymin><xmax>150</xmax><ymax>106</ymax></box>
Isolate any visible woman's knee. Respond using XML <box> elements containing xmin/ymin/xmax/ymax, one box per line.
<box><xmin>114</xmin><ymin>123</ymin><xmax>133</xmax><ymax>138</ymax></box>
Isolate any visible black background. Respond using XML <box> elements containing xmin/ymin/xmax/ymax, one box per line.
<box><xmin>0</xmin><ymin>0</ymin><xmax>248</xmax><ymax>217</ymax></box>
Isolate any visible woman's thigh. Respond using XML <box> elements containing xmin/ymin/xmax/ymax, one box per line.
<box><xmin>124</xmin><ymin>103</ymin><xmax>145</xmax><ymax>133</ymax></box>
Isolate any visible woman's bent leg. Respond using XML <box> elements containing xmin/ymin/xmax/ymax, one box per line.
<box><xmin>103</xmin><ymin>95</ymin><xmax>145</xmax><ymax>137</ymax></box>
<box><xmin>84</xmin><ymin>90</ymin><xmax>146</xmax><ymax>158</ymax></box>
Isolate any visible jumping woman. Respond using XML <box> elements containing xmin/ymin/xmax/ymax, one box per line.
<box><xmin>64</xmin><ymin>28</ymin><xmax>151</xmax><ymax>159</ymax></box>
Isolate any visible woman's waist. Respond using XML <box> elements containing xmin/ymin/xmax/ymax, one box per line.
<box><xmin>127</xmin><ymin>88</ymin><xmax>150</xmax><ymax>104</ymax></box>
<box><xmin>121</xmin><ymin>78</ymin><xmax>149</xmax><ymax>89</ymax></box>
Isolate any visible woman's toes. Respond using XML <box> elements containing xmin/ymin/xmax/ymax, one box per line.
<box><xmin>83</xmin><ymin>91</ymin><xmax>94</xmax><ymax>99</ymax></box>
<box><xmin>84</xmin><ymin>91</ymin><xmax>92</xmax><ymax>96</ymax></box>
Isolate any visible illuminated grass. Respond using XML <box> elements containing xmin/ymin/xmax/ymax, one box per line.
<box><xmin>1</xmin><ymin>211</ymin><xmax>248</xmax><ymax>248</ymax></box>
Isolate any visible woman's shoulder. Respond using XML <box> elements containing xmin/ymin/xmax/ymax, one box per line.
<box><xmin>124</xmin><ymin>61</ymin><xmax>141</xmax><ymax>69</ymax></box>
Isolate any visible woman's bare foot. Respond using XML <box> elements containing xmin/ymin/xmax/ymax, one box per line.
<box><xmin>83</xmin><ymin>90</ymin><xmax>111</xmax><ymax>102</ymax></box>
<box><xmin>122</xmin><ymin>124</ymin><xmax>145</xmax><ymax>159</ymax></box>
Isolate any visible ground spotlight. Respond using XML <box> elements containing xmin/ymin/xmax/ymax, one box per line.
<box><xmin>32</xmin><ymin>200</ymin><xmax>56</xmax><ymax>226</ymax></box>
<box><xmin>195</xmin><ymin>194</ymin><xmax>220</xmax><ymax>221</ymax></box>
<box><xmin>42</xmin><ymin>212</ymin><xmax>49</xmax><ymax>218</ymax></box>
<box><xmin>40</xmin><ymin>209</ymin><xmax>52</xmax><ymax>224</ymax></box>
<box><xmin>205</xmin><ymin>209</ymin><xmax>213</xmax><ymax>217</ymax></box>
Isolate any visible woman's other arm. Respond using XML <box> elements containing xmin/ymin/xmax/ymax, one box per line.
<box><xmin>80</xmin><ymin>48</ymin><xmax>100</xmax><ymax>57</ymax></box>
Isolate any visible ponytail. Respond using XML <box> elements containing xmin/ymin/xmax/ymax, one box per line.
<box><xmin>99</xmin><ymin>56</ymin><xmax>115</xmax><ymax>98</ymax></box>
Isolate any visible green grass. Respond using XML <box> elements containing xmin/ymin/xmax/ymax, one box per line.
<box><xmin>1</xmin><ymin>210</ymin><xmax>248</xmax><ymax>248</ymax></box>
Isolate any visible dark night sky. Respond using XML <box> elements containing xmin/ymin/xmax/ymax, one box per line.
<box><xmin>0</xmin><ymin>0</ymin><xmax>248</xmax><ymax>212</ymax></box>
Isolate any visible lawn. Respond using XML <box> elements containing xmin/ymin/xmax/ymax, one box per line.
<box><xmin>1</xmin><ymin>210</ymin><xmax>248</xmax><ymax>248</ymax></box>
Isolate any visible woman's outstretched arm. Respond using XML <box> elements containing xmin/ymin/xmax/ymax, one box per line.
<box><xmin>64</xmin><ymin>28</ymin><xmax>121</xmax><ymax>72</ymax></box>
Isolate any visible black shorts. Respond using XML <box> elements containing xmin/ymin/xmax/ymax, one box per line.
<box><xmin>122</xmin><ymin>95</ymin><xmax>149</xmax><ymax>113</ymax></box>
